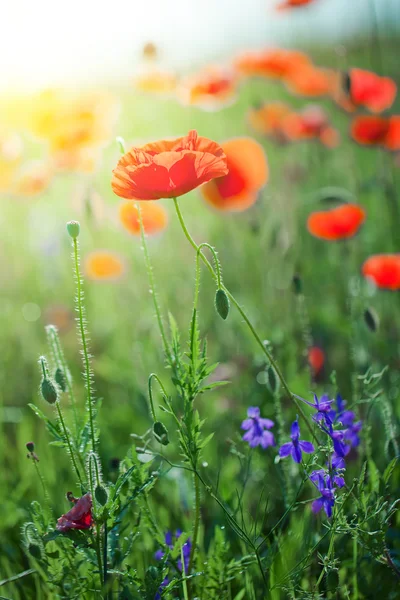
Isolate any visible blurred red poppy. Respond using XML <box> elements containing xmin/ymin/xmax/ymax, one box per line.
<box><xmin>351</xmin><ymin>115</ymin><xmax>400</xmax><ymax>151</ymax></box>
<box><xmin>248</xmin><ymin>102</ymin><xmax>291</xmax><ymax>143</ymax></box>
<box><xmin>308</xmin><ymin>346</ymin><xmax>325</xmax><ymax>376</ymax></box>
<box><xmin>178</xmin><ymin>67</ymin><xmax>237</xmax><ymax>111</ymax></box>
<box><xmin>362</xmin><ymin>255</ymin><xmax>400</xmax><ymax>290</ymax></box>
<box><xmin>307</xmin><ymin>204</ymin><xmax>366</xmax><ymax>240</ymax></box>
<box><xmin>201</xmin><ymin>138</ymin><xmax>268</xmax><ymax>212</ymax></box>
<box><xmin>282</xmin><ymin>105</ymin><xmax>339</xmax><ymax>147</ymax></box>
<box><xmin>285</xmin><ymin>65</ymin><xmax>336</xmax><ymax>97</ymax></box>
<box><xmin>56</xmin><ymin>493</ymin><xmax>93</xmax><ymax>532</ymax></box>
<box><xmin>235</xmin><ymin>49</ymin><xmax>310</xmax><ymax>80</ymax></box>
<box><xmin>343</xmin><ymin>69</ymin><xmax>397</xmax><ymax>113</ymax></box>
<box><xmin>112</xmin><ymin>130</ymin><xmax>228</xmax><ymax>201</ymax></box>
<box><xmin>277</xmin><ymin>0</ymin><xmax>318</xmax><ymax>11</ymax></box>
<box><xmin>119</xmin><ymin>201</ymin><xmax>168</xmax><ymax>236</ymax></box>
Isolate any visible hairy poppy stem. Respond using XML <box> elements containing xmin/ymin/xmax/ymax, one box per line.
<box><xmin>72</xmin><ymin>237</ymin><xmax>96</xmax><ymax>453</ymax></box>
<box><xmin>172</xmin><ymin>197</ymin><xmax>315</xmax><ymax>439</ymax></box>
<box><xmin>55</xmin><ymin>402</ymin><xmax>84</xmax><ymax>489</ymax></box>
<box><xmin>136</xmin><ymin>202</ymin><xmax>172</xmax><ymax>362</ymax></box>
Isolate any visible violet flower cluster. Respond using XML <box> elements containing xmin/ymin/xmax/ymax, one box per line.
<box><xmin>154</xmin><ymin>530</ymin><xmax>191</xmax><ymax>598</ymax></box>
<box><xmin>241</xmin><ymin>407</ymin><xmax>275</xmax><ymax>449</ymax></box>
<box><xmin>278</xmin><ymin>394</ymin><xmax>362</xmax><ymax>518</ymax></box>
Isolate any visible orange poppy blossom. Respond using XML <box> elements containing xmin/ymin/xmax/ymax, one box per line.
<box><xmin>350</xmin><ymin>115</ymin><xmax>400</xmax><ymax>151</ymax></box>
<box><xmin>362</xmin><ymin>255</ymin><xmax>400</xmax><ymax>290</ymax></box>
<box><xmin>338</xmin><ymin>69</ymin><xmax>397</xmax><ymax>113</ymax></box>
<box><xmin>249</xmin><ymin>102</ymin><xmax>338</xmax><ymax>147</ymax></box>
<box><xmin>200</xmin><ymin>137</ymin><xmax>268</xmax><ymax>212</ymax></box>
<box><xmin>284</xmin><ymin>65</ymin><xmax>336</xmax><ymax>98</ymax></box>
<box><xmin>248</xmin><ymin>102</ymin><xmax>292</xmax><ymax>143</ymax></box>
<box><xmin>282</xmin><ymin>105</ymin><xmax>340</xmax><ymax>148</ymax></box>
<box><xmin>177</xmin><ymin>67</ymin><xmax>237</xmax><ymax>111</ymax></box>
<box><xmin>235</xmin><ymin>48</ymin><xmax>311</xmax><ymax>80</ymax></box>
<box><xmin>307</xmin><ymin>203</ymin><xmax>366</xmax><ymax>241</ymax></box>
<box><xmin>308</xmin><ymin>346</ymin><xmax>325</xmax><ymax>377</ymax></box>
<box><xmin>119</xmin><ymin>201</ymin><xmax>168</xmax><ymax>236</ymax></box>
<box><xmin>276</xmin><ymin>0</ymin><xmax>318</xmax><ymax>10</ymax></box>
<box><xmin>84</xmin><ymin>251</ymin><xmax>125</xmax><ymax>281</ymax></box>
<box><xmin>111</xmin><ymin>130</ymin><xmax>228</xmax><ymax>201</ymax></box>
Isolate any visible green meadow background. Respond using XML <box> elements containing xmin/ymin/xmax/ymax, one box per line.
<box><xmin>1</xmin><ymin>37</ymin><xmax>400</xmax><ymax>597</ymax></box>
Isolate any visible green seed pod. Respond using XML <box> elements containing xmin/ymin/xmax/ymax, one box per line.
<box><xmin>28</xmin><ymin>543</ymin><xmax>42</xmax><ymax>560</ymax></box>
<box><xmin>292</xmin><ymin>274</ymin><xmax>302</xmax><ymax>295</ymax></box>
<box><xmin>26</xmin><ymin>441</ymin><xmax>35</xmax><ymax>453</ymax></box>
<box><xmin>215</xmin><ymin>288</ymin><xmax>230</xmax><ymax>320</ymax></box>
<box><xmin>364</xmin><ymin>307</ymin><xmax>379</xmax><ymax>332</ymax></box>
<box><xmin>95</xmin><ymin>484</ymin><xmax>108</xmax><ymax>506</ymax></box>
<box><xmin>54</xmin><ymin>367</ymin><xmax>67</xmax><ymax>392</ymax></box>
<box><xmin>41</xmin><ymin>378</ymin><xmax>58</xmax><ymax>405</ymax></box>
<box><xmin>153</xmin><ymin>421</ymin><xmax>170</xmax><ymax>446</ymax></box>
<box><xmin>66</xmin><ymin>220</ymin><xmax>80</xmax><ymax>239</ymax></box>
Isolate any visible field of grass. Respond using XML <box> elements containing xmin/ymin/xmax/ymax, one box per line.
<box><xmin>1</xmin><ymin>36</ymin><xmax>400</xmax><ymax>599</ymax></box>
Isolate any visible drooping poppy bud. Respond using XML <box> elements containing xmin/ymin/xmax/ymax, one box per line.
<box><xmin>292</xmin><ymin>274</ymin><xmax>302</xmax><ymax>295</ymax></box>
<box><xmin>153</xmin><ymin>421</ymin><xmax>170</xmax><ymax>446</ymax></box>
<box><xmin>26</xmin><ymin>441</ymin><xmax>35</xmax><ymax>453</ymax></box>
<box><xmin>364</xmin><ymin>307</ymin><xmax>379</xmax><ymax>332</ymax></box>
<box><xmin>54</xmin><ymin>367</ymin><xmax>67</xmax><ymax>392</ymax></box>
<box><xmin>95</xmin><ymin>484</ymin><xmax>108</xmax><ymax>506</ymax></box>
<box><xmin>215</xmin><ymin>288</ymin><xmax>230</xmax><ymax>320</ymax></box>
<box><xmin>41</xmin><ymin>378</ymin><xmax>58</xmax><ymax>405</ymax></box>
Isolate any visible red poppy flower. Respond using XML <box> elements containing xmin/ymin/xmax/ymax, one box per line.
<box><xmin>111</xmin><ymin>130</ymin><xmax>228</xmax><ymax>201</ymax></box>
<box><xmin>235</xmin><ymin>49</ymin><xmax>310</xmax><ymax>80</ymax></box>
<box><xmin>56</xmin><ymin>493</ymin><xmax>93</xmax><ymax>532</ymax></box>
<box><xmin>201</xmin><ymin>138</ymin><xmax>268</xmax><ymax>212</ymax></box>
<box><xmin>282</xmin><ymin>105</ymin><xmax>340</xmax><ymax>147</ymax></box>
<box><xmin>119</xmin><ymin>201</ymin><xmax>168</xmax><ymax>236</ymax></box>
<box><xmin>276</xmin><ymin>0</ymin><xmax>317</xmax><ymax>10</ymax></box>
<box><xmin>285</xmin><ymin>65</ymin><xmax>336</xmax><ymax>97</ymax></box>
<box><xmin>178</xmin><ymin>67</ymin><xmax>237</xmax><ymax>111</ymax></box>
<box><xmin>308</xmin><ymin>346</ymin><xmax>325</xmax><ymax>376</ymax></box>
<box><xmin>346</xmin><ymin>69</ymin><xmax>397</xmax><ymax>113</ymax></box>
<box><xmin>362</xmin><ymin>254</ymin><xmax>400</xmax><ymax>290</ymax></box>
<box><xmin>248</xmin><ymin>102</ymin><xmax>291</xmax><ymax>142</ymax></box>
<box><xmin>350</xmin><ymin>115</ymin><xmax>400</xmax><ymax>151</ymax></box>
<box><xmin>307</xmin><ymin>204</ymin><xmax>366</xmax><ymax>240</ymax></box>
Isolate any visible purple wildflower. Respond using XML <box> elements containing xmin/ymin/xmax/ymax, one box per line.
<box><xmin>310</xmin><ymin>468</ymin><xmax>345</xmax><ymax>490</ymax></box>
<box><xmin>154</xmin><ymin>530</ymin><xmax>191</xmax><ymax>598</ymax></box>
<box><xmin>310</xmin><ymin>472</ymin><xmax>336</xmax><ymax>518</ymax></box>
<box><xmin>241</xmin><ymin>407</ymin><xmax>275</xmax><ymax>449</ymax></box>
<box><xmin>279</xmin><ymin>419</ymin><xmax>314</xmax><ymax>463</ymax></box>
<box><xmin>297</xmin><ymin>393</ymin><xmax>334</xmax><ymax>424</ymax></box>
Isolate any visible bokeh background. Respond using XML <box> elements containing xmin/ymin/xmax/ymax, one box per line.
<box><xmin>1</xmin><ymin>0</ymin><xmax>400</xmax><ymax>595</ymax></box>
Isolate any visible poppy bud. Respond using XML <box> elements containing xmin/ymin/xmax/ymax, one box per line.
<box><xmin>95</xmin><ymin>484</ymin><xmax>108</xmax><ymax>506</ymax></box>
<box><xmin>266</xmin><ymin>367</ymin><xmax>280</xmax><ymax>395</ymax></box>
<box><xmin>153</xmin><ymin>421</ymin><xmax>169</xmax><ymax>445</ymax></box>
<box><xmin>41</xmin><ymin>378</ymin><xmax>58</xmax><ymax>405</ymax></box>
<box><xmin>292</xmin><ymin>274</ymin><xmax>302</xmax><ymax>295</ymax></box>
<box><xmin>364</xmin><ymin>307</ymin><xmax>379</xmax><ymax>332</ymax></box>
<box><xmin>66</xmin><ymin>220</ymin><xmax>80</xmax><ymax>239</ymax></box>
<box><xmin>26</xmin><ymin>441</ymin><xmax>35</xmax><ymax>453</ymax></box>
<box><xmin>28</xmin><ymin>543</ymin><xmax>42</xmax><ymax>560</ymax></box>
<box><xmin>54</xmin><ymin>367</ymin><xmax>67</xmax><ymax>392</ymax></box>
<box><xmin>215</xmin><ymin>288</ymin><xmax>230</xmax><ymax>320</ymax></box>
<box><xmin>146</xmin><ymin>566</ymin><xmax>158</xmax><ymax>581</ymax></box>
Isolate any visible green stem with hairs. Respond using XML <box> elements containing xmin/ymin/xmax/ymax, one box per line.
<box><xmin>72</xmin><ymin>237</ymin><xmax>96</xmax><ymax>453</ymax></box>
<box><xmin>172</xmin><ymin>197</ymin><xmax>315</xmax><ymax>439</ymax></box>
